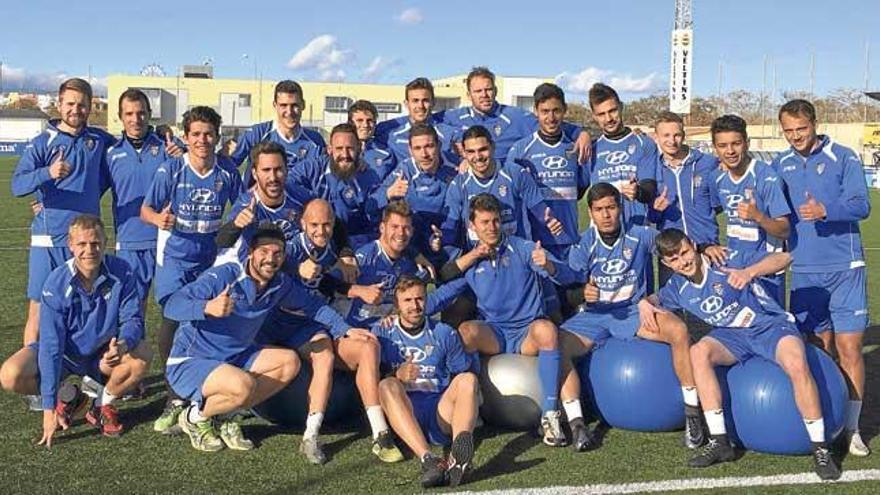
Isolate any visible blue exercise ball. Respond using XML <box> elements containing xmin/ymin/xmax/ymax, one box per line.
<box><xmin>718</xmin><ymin>344</ymin><xmax>848</xmax><ymax>455</ymax></box>
<box><xmin>580</xmin><ymin>338</ymin><xmax>685</xmax><ymax>432</ymax></box>
<box><xmin>254</xmin><ymin>363</ymin><xmax>361</xmax><ymax>428</ymax></box>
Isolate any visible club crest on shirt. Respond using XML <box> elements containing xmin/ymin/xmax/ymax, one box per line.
<box><xmin>214</xmin><ymin>178</ymin><xmax>224</xmax><ymax>192</ymax></box>
<box><xmin>298</xmin><ymin>147</ymin><xmax>308</xmax><ymax>158</ymax></box>
<box><xmin>85</xmin><ymin>137</ymin><xmax>95</xmax><ymax>151</ymax></box>
<box><xmin>100</xmin><ymin>285</ymin><xmax>112</xmax><ymax>300</ymax></box>
<box><xmin>424</xmin><ymin>344</ymin><xmax>434</xmax><ymax>357</ymax></box>
<box><xmin>343</xmin><ymin>187</ymin><xmax>356</xmax><ymax>200</ymax></box>
<box><xmin>622</xmin><ymin>247</ymin><xmax>633</xmax><ymax>260</ymax></box>
<box><xmin>816</xmin><ymin>163</ymin><xmax>825</xmax><ymax>175</ymax></box>
<box><xmin>693</xmin><ymin>175</ymin><xmax>702</xmax><ymax>188</ymax></box>
<box><xmin>493</xmin><ymin>124</ymin><xmax>503</xmax><ymax>137</ymax></box>
<box><xmin>150</xmin><ymin>145</ymin><xmax>160</xmax><ymax>157</ymax></box>
<box><xmin>627</xmin><ymin>143</ymin><xmax>636</xmax><ymax>155</ymax></box>
<box><xmin>500</xmin><ymin>255</ymin><xmax>510</xmax><ymax>267</ymax></box>
<box><xmin>712</xmin><ymin>282</ymin><xmax>724</xmax><ymax>296</ymax></box>
<box><xmin>498</xmin><ymin>185</ymin><xmax>508</xmax><ymax>197</ymax></box>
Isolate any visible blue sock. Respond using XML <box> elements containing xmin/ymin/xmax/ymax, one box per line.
<box><xmin>537</xmin><ymin>350</ymin><xmax>561</xmax><ymax>413</ymax></box>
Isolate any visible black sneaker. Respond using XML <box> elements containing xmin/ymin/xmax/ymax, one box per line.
<box><xmin>420</xmin><ymin>453</ymin><xmax>448</xmax><ymax>488</ymax></box>
<box><xmin>447</xmin><ymin>432</ymin><xmax>474</xmax><ymax>487</ymax></box>
<box><xmin>688</xmin><ymin>437</ymin><xmax>736</xmax><ymax>468</ymax></box>
<box><xmin>684</xmin><ymin>408</ymin><xmax>707</xmax><ymax>449</ymax></box>
<box><xmin>812</xmin><ymin>445</ymin><xmax>841</xmax><ymax>481</ymax></box>
<box><xmin>571</xmin><ymin>420</ymin><xmax>599</xmax><ymax>452</ymax></box>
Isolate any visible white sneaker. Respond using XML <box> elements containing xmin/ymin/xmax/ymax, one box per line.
<box><xmin>848</xmin><ymin>431</ymin><xmax>871</xmax><ymax>457</ymax></box>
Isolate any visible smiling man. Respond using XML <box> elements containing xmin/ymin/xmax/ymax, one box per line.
<box><xmin>348</xmin><ymin>99</ymin><xmax>397</xmax><ymax>180</ymax></box>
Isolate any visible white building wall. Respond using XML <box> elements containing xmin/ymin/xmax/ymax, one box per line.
<box><xmin>0</xmin><ymin>118</ymin><xmax>46</xmax><ymax>141</ymax></box>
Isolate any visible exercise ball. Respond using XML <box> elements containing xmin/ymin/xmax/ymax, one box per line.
<box><xmin>479</xmin><ymin>354</ymin><xmax>543</xmax><ymax>430</ymax></box>
<box><xmin>580</xmin><ymin>338</ymin><xmax>685</xmax><ymax>432</ymax></box>
<box><xmin>254</xmin><ymin>363</ymin><xmax>361</xmax><ymax>428</ymax></box>
<box><xmin>718</xmin><ymin>344</ymin><xmax>848</xmax><ymax>455</ymax></box>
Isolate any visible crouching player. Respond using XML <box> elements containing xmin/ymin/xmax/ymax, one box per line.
<box><xmin>163</xmin><ymin>224</ymin><xmax>358</xmax><ymax>452</ymax></box>
<box><xmin>647</xmin><ymin>228</ymin><xmax>840</xmax><ymax>480</ymax></box>
<box><xmin>560</xmin><ymin>183</ymin><xmax>700</xmax><ymax>449</ymax></box>
<box><xmin>376</xmin><ymin>275</ymin><xmax>478</xmax><ymax>488</ymax></box>
<box><xmin>0</xmin><ymin>215</ymin><xmax>151</xmax><ymax>445</ymax></box>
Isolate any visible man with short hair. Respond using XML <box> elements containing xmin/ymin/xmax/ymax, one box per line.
<box><xmin>12</xmin><ymin>78</ymin><xmax>115</xmax><ymax>346</ymax></box>
<box><xmin>348</xmin><ymin>99</ymin><xmax>397</xmax><ymax>180</ymax></box>
<box><xmin>444</xmin><ymin>193</ymin><xmax>577</xmax><ymax>447</ymax></box>
<box><xmin>0</xmin><ymin>215</ymin><xmax>152</xmax><ymax>445</ymax></box>
<box><xmin>560</xmin><ymin>183</ymin><xmax>700</xmax><ymax>450</ymax></box>
<box><xmin>772</xmin><ymin>99</ymin><xmax>872</xmax><ymax>456</ymax></box>
<box><xmin>376</xmin><ymin>275</ymin><xmax>478</xmax><ymax>488</ymax></box>
<box><xmin>436</xmin><ymin>67</ymin><xmax>591</xmax><ymax>165</ymax></box>
<box><xmin>647</xmin><ymin>228</ymin><xmax>840</xmax><ymax>480</ymax></box>
<box><xmin>290</xmin><ymin>123</ymin><xmax>384</xmax><ymax>250</ymax></box>
<box><xmin>650</xmin><ymin>111</ymin><xmax>721</xmax><ymax>286</ymax></box>
<box><xmin>164</xmin><ymin>223</ymin><xmax>361</xmax><ymax>452</ymax></box>
<box><xmin>375</xmin><ymin>77</ymin><xmax>461</xmax><ymax>165</ymax></box>
<box><xmin>228</xmin><ymin>80</ymin><xmax>325</xmax><ymax>185</ymax></box>
<box><xmin>703</xmin><ymin>115</ymin><xmax>790</xmax><ymax>306</ymax></box>
<box><xmin>141</xmin><ymin>106</ymin><xmax>242</xmax><ymax>432</ymax></box>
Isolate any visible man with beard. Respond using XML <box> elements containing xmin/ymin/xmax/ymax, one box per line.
<box><xmin>348</xmin><ymin>99</ymin><xmax>397</xmax><ymax>180</ymax></box>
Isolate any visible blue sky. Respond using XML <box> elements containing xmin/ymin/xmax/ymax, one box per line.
<box><xmin>1</xmin><ymin>0</ymin><xmax>878</xmax><ymax>101</ymax></box>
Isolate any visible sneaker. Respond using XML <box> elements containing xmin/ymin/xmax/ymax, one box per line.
<box><xmin>85</xmin><ymin>404</ymin><xmax>124</xmax><ymax>437</ymax></box>
<box><xmin>153</xmin><ymin>400</ymin><xmax>186</xmax><ymax>434</ymax></box>
<box><xmin>371</xmin><ymin>430</ymin><xmax>404</xmax><ymax>463</ymax></box>
<box><xmin>813</xmin><ymin>445</ymin><xmax>841</xmax><ymax>480</ymax></box>
<box><xmin>447</xmin><ymin>431</ymin><xmax>474</xmax><ymax>488</ymax></box>
<box><xmin>848</xmin><ymin>431</ymin><xmax>871</xmax><ymax>457</ymax></box>
<box><xmin>540</xmin><ymin>410</ymin><xmax>567</xmax><ymax>447</ymax></box>
<box><xmin>689</xmin><ymin>437</ymin><xmax>736</xmax><ymax>468</ymax></box>
<box><xmin>571</xmin><ymin>420</ymin><xmax>599</xmax><ymax>452</ymax></box>
<box><xmin>300</xmin><ymin>436</ymin><xmax>327</xmax><ymax>465</ymax></box>
<box><xmin>54</xmin><ymin>383</ymin><xmax>90</xmax><ymax>426</ymax></box>
<box><xmin>420</xmin><ymin>452</ymin><xmax>448</xmax><ymax>488</ymax></box>
<box><xmin>684</xmin><ymin>409</ymin><xmax>707</xmax><ymax>449</ymax></box>
<box><xmin>219</xmin><ymin>417</ymin><xmax>254</xmax><ymax>451</ymax></box>
<box><xmin>177</xmin><ymin>410</ymin><xmax>223</xmax><ymax>452</ymax></box>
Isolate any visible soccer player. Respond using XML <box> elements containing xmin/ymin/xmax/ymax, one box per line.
<box><xmin>104</xmin><ymin>89</ymin><xmax>184</xmax><ymax>305</ymax></box>
<box><xmin>648</xmin><ymin>228</ymin><xmax>841</xmax><ymax>480</ymax></box>
<box><xmin>436</xmin><ymin>67</ymin><xmax>591</xmax><ymax>165</ymax></box>
<box><xmin>228</xmin><ymin>80</ymin><xmax>325</xmax><ymax>185</ymax></box>
<box><xmin>587</xmin><ymin>83</ymin><xmax>659</xmax><ymax>227</ymax></box>
<box><xmin>772</xmin><ymin>99</ymin><xmax>872</xmax><ymax>456</ymax></box>
<box><xmin>141</xmin><ymin>106</ymin><xmax>242</xmax><ymax>433</ymax></box>
<box><xmin>650</xmin><ymin>111</ymin><xmax>721</xmax><ymax>286</ymax></box>
<box><xmin>374</xmin><ymin>77</ymin><xmax>461</xmax><ymax>165</ymax></box>
<box><xmin>703</xmin><ymin>115</ymin><xmax>790</xmax><ymax>306</ymax></box>
<box><xmin>164</xmin><ymin>224</ymin><xmax>362</xmax><ymax>452</ymax></box>
<box><xmin>0</xmin><ymin>215</ymin><xmax>151</xmax><ymax>445</ymax></box>
<box><xmin>348</xmin><ymin>99</ymin><xmax>397</xmax><ymax>180</ymax></box>
<box><xmin>11</xmin><ymin>78</ymin><xmax>115</xmax><ymax>346</ymax></box>
<box><xmin>445</xmin><ymin>193</ymin><xmax>577</xmax><ymax>446</ymax></box>
<box><xmin>375</xmin><ymin>123</ymin><xmax>458</xmax><ymax>268</ymax></box>
<box><xmin>290</xmin><ymin>123</ymin><xmax>384</xmax><ymax>250</ymax></box>
<box><xmin>559</xmin><ymin>183</ymin><xmax>701</xmax><ymax>449</ymax></box>
<box><xmin>375</xmin><ymin>275</ymin><xmax>478</xmax><ymax>488</ymax></box>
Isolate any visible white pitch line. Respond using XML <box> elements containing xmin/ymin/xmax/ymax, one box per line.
<box><xmin>452</xmin><ymin>469</ymin><xmax>880</xmax><ymax>495</ymax></box>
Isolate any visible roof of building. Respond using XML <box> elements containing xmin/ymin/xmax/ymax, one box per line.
<box><xmin>0</xmin><ymin>108</ymin><xmax>51</xmax><ymax>120</ymax></box>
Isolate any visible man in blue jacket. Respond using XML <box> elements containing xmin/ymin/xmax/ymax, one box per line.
<box><xmin>0</xmin><ymin>215</ymin><xmax>151</xmax><ymax>446</ymax></box>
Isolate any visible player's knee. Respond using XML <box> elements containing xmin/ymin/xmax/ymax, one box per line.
<box><xmin>778</xmin><ymin>353</ymin><xmax>809</xmax><ymax>380</ymax></box>
<box><xmin>311</xmin><ymin>347</ymin><xmax>335</xmax><ymax>372</ymax></box>
<box><xmin>836</xmin><ymin>340</ymin><xmax>863</xmax><ymax>367</ymax></box>
<box><xmin>689</xmin><ymin>341</ymin><xmax>711</xmax><ymax>365</ymax></box>
<box><xmin>228</xmin><ymin>374</ymin><xmax>258</xmax><ymax>405</ymax></box>
<box><xmin>378</xmin><ymin>377</ymin><xmax>404</xmax><ymax>398</ymax></box>
<box><xmin>531</xmin><ymin>320</ymin><xmax>558</xmax><ymax>349</ymax></box>
<box><xmin>0</xmin><ymin>359</ymin><xmax>22</xmax><ymax>392</ymax></box>
<box><xmin>279</xmin><ymin>350</ymin><xmax>301</xmax><ymax>383</ymax></box>
<box><xmin>457</xmin><ymin>321</ymin><xmax>480</xmax><ymax>349</ymax></box>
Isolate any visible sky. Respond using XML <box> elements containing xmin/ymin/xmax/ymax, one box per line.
<box><xmin>1</xmin><ymin>0</ymin><xmax>879</xmax><ymax>101</ymax></box>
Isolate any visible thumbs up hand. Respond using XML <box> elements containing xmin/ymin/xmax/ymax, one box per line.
<box><xmin>205</xmin><ymin>284</ymin><xmax>235</xmax><ymax>318</ymax></box>
<box><xmin>621</xmin><ymin>175</ymin><xmax>639</xmax><ymax>200</ymax></box>
<box><xmin>531</xmin><ymin>240</ymin><xmax>550</xmax><ymax>271</ymax></box>
<box><xmin>544</xmin><ymin>207</ymin><xmax>563</xmax><ymax>236</ymax></box>
<box><xmin>428</xmin><ymin>224</ymin><xmax>443</xmax><ymax>253</ymax></box>
<box><xmin>298</xmin><ymin>257</ymin><xmax>322</xmax><ymax>281</ymax></box>
<box><xmin>164</xmin><ymin>131</ymin><xmax>184</xmax><ymax>157</ymax></box>
<box><xmin>157</xmin><ymin>203</ymin><xmax>176</xmax><ymax>230</ymax></box>
<box><xmin>387</xmin><ymin>174</ymin><xmax>409</xmax><ymax>199</ymax></box>
<box><xmin>653</xmin><ymin>185</ymin><xmax>670</xmax><ymax>211</ymax></box>
<box><xmin>584</xmin><ymin>276</ymin><xmax>601</xmax><ymax>304</ymax></box>
<box><xmin>233</xmin><ymin>195</ymin><xmax>257</xmax><ymax>228</ymax></box>
<box><xmin>798</xmin><ymin>191</ymin><xmax>826</xmax><ymax>221</ymax></box>
<box><xmin>736</xmin><ymin>188</ymin><xmax>762</xmax><ymax>222</ymax></box>
<box><xmin>48</xmin><ymin>148</ymin><xmax>72</xmax><ymax>179</ymax></box>
<box><xmin>396</xmin><ymin>352</ymin><xmax>420</xmax><ymax>383</ymax></box>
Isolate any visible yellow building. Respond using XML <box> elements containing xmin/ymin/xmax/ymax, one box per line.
<box><xmin>106</xmin><ymin>67</ymin><xmax>553</xmax><ymax>138</ymax></box>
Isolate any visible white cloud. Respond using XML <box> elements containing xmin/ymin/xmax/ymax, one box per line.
<box><xmin>556</xmin><ymin>66</ymin><xmax>660</xmax><ymax>95</ymax></box>
<box><xmin>362</xmin><ymin>56</ymin><xmax>402</xmax><ymax>81</ymax></box>
<box><xmin>287</xmin><ymin>35</ymin><xmax>354</xmax><ymax>73</ymax></box>
<box><xmin>0</xmin><ymin>65</ymin><xmax>107</xmax><ymax>95</ymax></box>
<box><xmin>396</xmin><ymin>7</ymin><xmax>423</xmax><ymax>25</ymax></box>
<box><xmin>319</xmin><ymin>69</ymin><xmax>346</xmax><ymax>82</ymax></box>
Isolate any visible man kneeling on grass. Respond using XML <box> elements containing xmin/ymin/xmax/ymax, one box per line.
<box><xmin>375</xmin><ymin>275</ymin><xmax>478</xmax><ymax>488</ymax></box>
<box><xmin>643</xmin><ymin>228</ymin><xmax>841</xmax><ymax>480</ymax></box>
<box><xmin>0</xmin><ymin>214</ymin><xmax>151</xmax><ymax>446</ymax></box>
<box><xmin>163</xmin><ymin>223</ymin><xmax>361</xmax><ymax>452</ymax></box>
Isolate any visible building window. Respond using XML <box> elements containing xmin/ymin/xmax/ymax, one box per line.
<box><xmin>433</xmin><ymin>97</ymin><xmax>460</xmax><ymax>112</ymax></box>
<box><xmin>325</xmin><ymin>96</ymin><xmax>352</xmax><ymax>113</ymax></box>
<box><xmin>374</xmin><ymin>102</ymin><xmax>401</xmax><ymax>114</ymax></box>
<box><xmin>514</xmin><ymin>96</ymin><xmax>534</xmax><ymax>111</ymax></box>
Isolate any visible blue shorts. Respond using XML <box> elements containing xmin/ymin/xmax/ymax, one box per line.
<box><xmin>116</xmin><ymin>248</ymin><xmax>157</xmax><ymax>302</ymax></box>
<box><xmin>706</xmin><ymin>323</ymin><xmax>800</xmax><ymax>363</ymax></box>
<box><xmin>165</xmin><ymin>345</ymin><xmax>263</xmax><ymax>404</ymax></box>
<box><xmin>409</xmin><ymin>391</ymin><xmax>451</xmax><ymax>446</ymax></box>
<box><xmin>27</xmin><ymin>246</ymin><xmax>71</xmax><ymax>301</ymax></box>
<box><xmin>561</xmin><ymin>305</ymin><xmax>641</xmax><ymax>345</ymax></box>
<box><xmin>154</xmin><ymin>257</ymin><xmax>211</xmax><ymax>306</ymax></box>
<box><xmin>29</xmin><ymin>341</ymin><xmax>105</xmax><ymax>384</ymax></box>
<box><xmin>790</xmin><ymin>268</ymin><xmax>868</xmax><ymax>334</ymax></box>
<box><xmin>257</xmin><ymin>312</ymin><xmax>330</xmax><ymax>351</ymax></box>
<box><xmin>487</xmin><ymin>322</ymin><xmax>530</xmax><ymax>354</ymax></box>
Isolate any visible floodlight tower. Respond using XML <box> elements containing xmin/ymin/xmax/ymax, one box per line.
<box><xmin>669</xmin><ymin>0</ymin><xmax>693</xmax><ymax>114</ymax></box>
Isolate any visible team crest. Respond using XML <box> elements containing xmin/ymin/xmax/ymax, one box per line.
<box><xmin>215</xmin><ymin>178</ymin><xmax>224</xmax><ymax>192</ymax></box>
<box><xmin>150</xmin><ymin>145</ymin><xmax>160</xmax><ymax>157</ymax></box>
<box><xmin>85</xmin><ymin>137</ymin><xmax>95</xmax><ymax>151</ymax></box>
<box><xmin>375</xmin><ymin>157</ymin><xmax>383</xmax><ymax>166</ymax></box>
<box><xmin>622</xmin><ymin>247</ymin><xmax>633</xmax><ymax>260</ymax></box>
<box><xmin>712</xmin><ymin>282</ymin><xmax>724</xmax><ymax>296</ymax></box>
<box><xmin>627</xmin><ymin>143</ymin><xmax>636</xmax><ymax>155</ymax></box>
<box><xmin>424</xmin><ymin>344</ymin><xmax>434</xmax><ymax>357</ymax></box>
<box><xmin>494</xmin><ymin>124</ymin><xmax>502</xmax><ymax>137</ymax></box>
<box><xmin>500</xmin><ymin>255</ymin><xmax>511</xmax><ymax>267</ymax></box>
<box><xmin>816</xmin><ymin>163</ymin><xmax>825</xmax><ymax>175</ymax></box>
<box><xmin>693</xmin><ymin>175</ymin><xmax>702</xmax><ymax>188</ymax></box>
<box><xmin>343</xmin><ymin>187</ymin><xmax>355</xmax><ymax>200</ymax></box>
<box><xmin>298</xmin><ymin>147</ymin><xmax>308</xmax><ymax>158</ymax></box>
<box><xmin>100</xmin><ymin>285</ymin><xmax>112</xmax><ymax>300</ymax></box>
<box><xmin>498</xmin><ymin>185</ymin><xmax>508</xmax><ymax>197</ymax></box>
